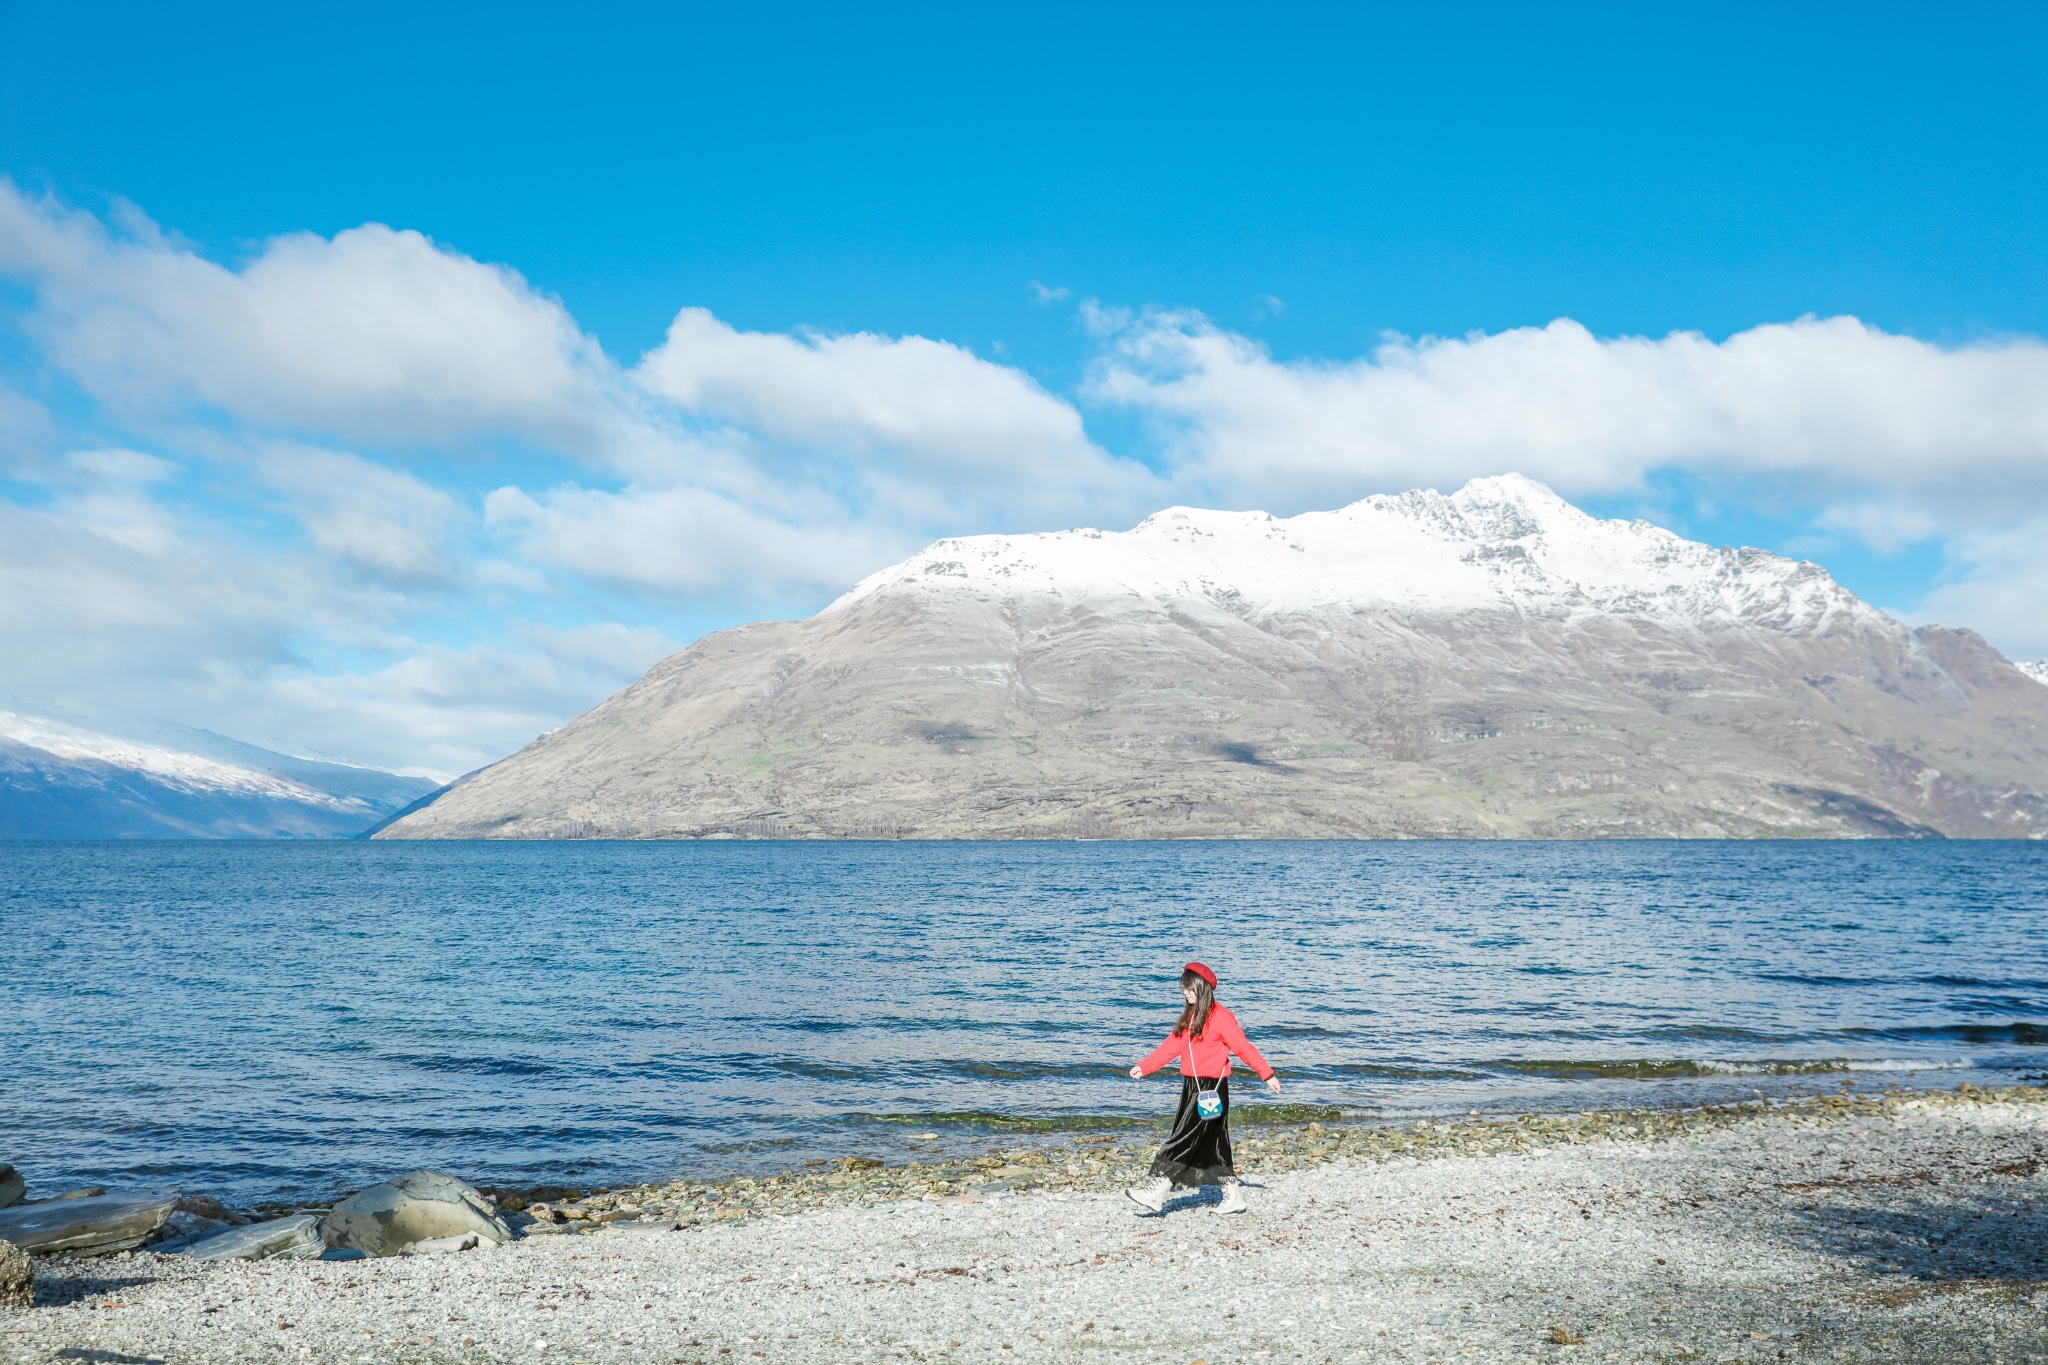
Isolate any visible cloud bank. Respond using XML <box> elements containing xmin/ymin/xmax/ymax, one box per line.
<box><xmin>1088</xmin><ymin>308</ymin><xmax>2048</xmax><ymax>521</ymax></box>
<box><xmin>1</xmin><ymin>182</ymin><xmax>2045</xmax><ymax>774</ymax></box>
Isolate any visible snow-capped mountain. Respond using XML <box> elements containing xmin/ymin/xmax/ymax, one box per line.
<box><xmin>381</xmin><ymin>476</ymin><xmax>2048</xmax><ymax>842</ymax></box>
<box><xmin>0</xmin><ymin>705</ymin><xmax>441</xmax><ymax>838</ymax></box>
<box><xmin>2020</xmin><ymin>660</ymin><xmax>2048</xmax><ymax>686</ymax></box>
<box><xmin>838</xmin><ymin>474</ymin><xmax>1874</xmax><ymax>633</ymax></box>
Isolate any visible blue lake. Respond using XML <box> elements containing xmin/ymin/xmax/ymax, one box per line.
<box><xmin>3</xmin><ymin>839</ymin><xmax>2045</xmax><ymax>1203</ymax></box>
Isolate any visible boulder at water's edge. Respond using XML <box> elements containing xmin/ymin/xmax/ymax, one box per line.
<box><xmin>322</xmin><ymin>1171</ymin><xmax>511</xmax><ymax>1258</ymax></box>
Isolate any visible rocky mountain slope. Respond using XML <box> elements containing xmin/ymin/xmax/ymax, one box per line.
<box><xmin>0</xmin><ymin>706</ymin><xmax>440</xmax><ymax>838</ymax></box>
<box><xmin>380</xmin><ymin>476</ymin><xmax>2048</xmax><ymax>840</ymax></box>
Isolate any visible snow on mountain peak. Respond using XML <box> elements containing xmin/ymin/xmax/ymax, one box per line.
<box><xmin>0</xmin><ymin>709</ymin><xmax>368</xmax><ymax>809</ymax></box>
<box><xmin>833</xmin><ymin>474</ymin><xmax>1876</xmax><ymax>632</ymax></box>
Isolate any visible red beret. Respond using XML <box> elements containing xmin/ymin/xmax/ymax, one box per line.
<box><xmin>1183</xmin><ymin>961</ymin><xmax>1217</xmax><ymax>989</ymax></box>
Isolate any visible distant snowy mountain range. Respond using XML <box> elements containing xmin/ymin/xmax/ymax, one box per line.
<box><xmin>0</xmin><ymin>705</ymin><xmax>441</xmax><ymax>839</ymax></box>
<box><xmin>381</xmin><ymin>475</ymin><xmax>2048</xmax><ymax>841</ymax></box>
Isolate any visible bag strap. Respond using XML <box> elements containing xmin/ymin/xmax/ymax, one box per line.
<box><xmin>1184</xmin><ymin>1031</ymin><xmax>1219</xmax><ymax>1097</ymax></box>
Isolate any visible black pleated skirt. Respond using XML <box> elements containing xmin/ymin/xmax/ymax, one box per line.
<box><xmin>1148</xmin><ymin>1075</ymin><xmax>1234</xmax><ymax>1187</ymax></box>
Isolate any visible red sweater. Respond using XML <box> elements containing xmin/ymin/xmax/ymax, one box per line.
<box><xmin>1135</xmin><ymin>1003</ymin><xmax>1274</xmax><ymax>1081</ymax></box>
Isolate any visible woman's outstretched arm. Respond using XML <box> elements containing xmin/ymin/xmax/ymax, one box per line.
<box><xmin>1215</xmin><ymin>1011</ymin><xmax>1283</xmax><ymax>1093</ymax></box>
<box><xmin>1130</xmin><ymin>1034</ymin><xmax>1182</xmax><ymax>1079</ymax></box>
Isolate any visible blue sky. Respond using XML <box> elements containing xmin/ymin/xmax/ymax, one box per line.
<box><xmin>2</xmin><ymin>2</ymin><xmax>2046</xmax><ymax>775</ymax></box>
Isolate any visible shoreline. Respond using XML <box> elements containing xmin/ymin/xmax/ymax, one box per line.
<box><xmin>10</xmin><ymin>1084</ymin><xmax>2048</xmax><ymax>1362</ymax></box>
<box><xmin>482</xmin><ymin>1083</ymin><xmax>1992</xmax><ymax>1230</ymax></box>
<box><xmin>204</xmin><ymin>1079</ymin><xmax>1967</xmax><ymax>1225</ymax></box>
<box><xmin>163</xmin><ymin>1074</ymin><xmax>1999</xmax><ymax>1224</ymax></box>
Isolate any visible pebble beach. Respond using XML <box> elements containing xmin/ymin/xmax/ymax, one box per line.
<box><xmin>7</xmin><ymin>1085</ymin><xmax>2048</xmax><ymax>1363</ymax></box>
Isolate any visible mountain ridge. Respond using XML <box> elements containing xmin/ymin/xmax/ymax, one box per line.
<box><xmin>379</xmin><ymin>476</ymin><xmax>2048</xmax><ymax>841</ymax></box>
<box><xmin>0</xmin><ymin>706</ymin><xmax>440</xmax><ymax>838</ymax></box>
<box><xmin>835</xmin><ymin>474</ymin><xmax>1873</xmax><ymax>632</ymax></box>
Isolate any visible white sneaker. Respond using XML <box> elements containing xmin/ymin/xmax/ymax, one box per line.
<box><xmin>1215</xmin><ymin>1180</ymin><xmax>1247</xmax><ymax>1215</ymax></box>
<box><xmin>1123</xmin><ymin>1177</ymin><xmax>1170</xmax><ymax>1213</ymax></box>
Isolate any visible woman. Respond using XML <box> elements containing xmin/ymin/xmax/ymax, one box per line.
<box><xmin>1125</xmin><ymin>961</ymin><xmax>1280</xmax><ymax>1215</ymax></box>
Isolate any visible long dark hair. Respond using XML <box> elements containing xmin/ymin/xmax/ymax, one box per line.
<box><xmin>1172</xmin><ymin>969</ymin><xmax>1216</xmax><ymax>1040</ymax></box>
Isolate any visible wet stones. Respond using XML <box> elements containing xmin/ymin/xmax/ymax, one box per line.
<box><xmin>0</xmin><ymin>1167</ymin><xmax>21</xmax><ymax>1211</ymax></box>
<box><xmin>524</xmin><ymin>1201</ymin><xmax>598</xmax><ymax>1224</ymax></box>
<box><xmin>173</xmin><ymin>1194</ymin><xmax>244</xmax><ymax>1226</ymax></box>
<box><xmin>322</xmin><ymin>1170</ymin><xmax>512</xmax><ymax>1259</ymax></box>
<box><xmin>477</xmin><ymin>1184</ymin><xmax>579</xmax><ymax>1214</ymax></box>
<box><xmin>147</xmin><ymin>1208</ymin><xmax>231</xmax><ymax>1249</ymax></box>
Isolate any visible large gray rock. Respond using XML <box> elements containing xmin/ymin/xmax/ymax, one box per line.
<box><xmin>178</xmin><ymin>1214</ymin><xmax>323</xmax><ymax>1262</ymax></box>
<box><xmin>0</xmin><ymin>1193</ymin><xmax>178</xmax><ymax>1257</ymax></box>
<box><xmin>0</xmin><ymin>1239</ymin><xmax>28</xmax><ymax>1307</ymax></box>
<box><xmin>0</xmin><ymin>1166</ymin><xmax>21</xmax><ymax>1211</ymax></box>
<box><xmin>322</xmin><ymin>1172</ymin><xmax>510</xmax><ymax>1258</ymax></box>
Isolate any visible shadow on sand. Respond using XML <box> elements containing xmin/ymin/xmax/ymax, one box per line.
<box><xmin>1767</xmin><ymin>1160</ymin><xmax>2048</xmax><ymax>1286</ymax></box>
<box><xmin>31</xmin><ymin>1272</ymin><xmax>159</xmax><ymax>1309</ymax></box>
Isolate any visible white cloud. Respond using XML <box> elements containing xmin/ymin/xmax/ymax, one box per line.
<box><xmin>0</xmin><ymin>494</ymin><xmax>313</xmax><ymax>706</ymax></box>
<box><xmin>0</xmin><ymin>176</ymin><xmax>1159</xmax><ymax>536</ymax></box>
<box><xmin>520</xmin><ymin>621</ymin><xmax>680</xmax><ymax>676</ymax></box>
<box><xmin>0</xmin><ymin>184</ymin><xmax>1159</xmax><ymax>589</ymax></box>
<box><xmin>0</xmin><ymin>476</ymin><xmax>672</xmax><ymax>776</ymax></box>
<box><xmin>632</xmin><ymin>306</ymin><xmax>1151</xmax><ymax>510</ymax></box>
<box><xmin>0</xmin><ymin>383</ymin><xmax>57</xmax><ymax>464</ymax></box>
<box><xmin>1917</xmin><ymin>517</ymin><xmax>2048</xmax><ymax>662</ymax></box>
<box><xmin>256</xmin><ymin>445</ymin><xmax>462</xmax><ymax>584</ymax></box>
<box><xmin>484</xmin><ymin>480</ymin><xmax>900</xmax><ymax>600</ymax></box>
<box><xmin>1092</xmin><ymin>311</ymin><xmax>2048</xmax><ymax>518</ymax></box>
<box><xmin>1815</xmin><ymin>501</ymin><xmax>1944</xmax><ymax>554</ymax></box>
<box><xmin>0</xmin><ymin>182</ymin><xmax>616</xmax><ymax>449</ymax></box>
<box><xmin>261</xmin><ymin>632</ymin><xmax>673</xmax><ymax>779</ymax></box>
<box><xmin>477</xmin><ymin>307</ymin><xmax>1164</xmax><ymax>602</ymax></box>
<box><xmin>66</xmin><ymin>447</ymin><xmax>179</xmax><ymax>484</ymax></box>
<box><xmin>38</xmin><ymin>448</ymin><xmax>187</xmax><ymax>553</ymax></box>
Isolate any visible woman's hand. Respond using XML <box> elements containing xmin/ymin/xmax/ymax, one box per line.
<box><xmin>1128</xmin><ymin>1065</ymin><xmax>1144</xmax><ymax>1080</ymax></box>
<box><xmin>1265</xmin><ymin>1076</ymin><xmax>1283</xmax><ymax>1094</ymax></box>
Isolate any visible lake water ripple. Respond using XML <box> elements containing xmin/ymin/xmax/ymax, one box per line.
<box><xmin>3</xmin><ymin>839</ymin><xmax>2043</xmax><ymax>1201</ymax></box>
